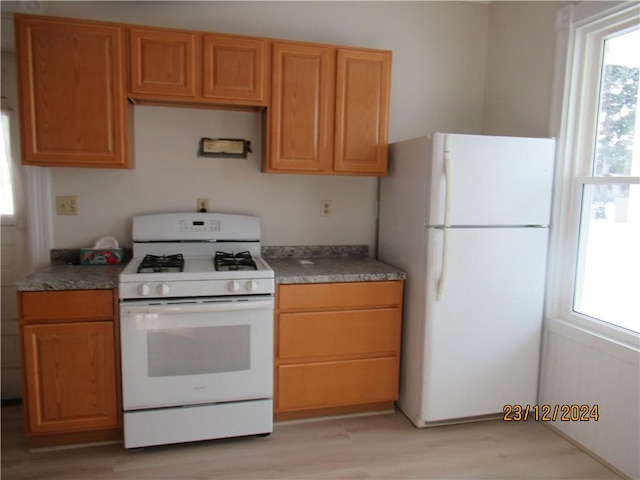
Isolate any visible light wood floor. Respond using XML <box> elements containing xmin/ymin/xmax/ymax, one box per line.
<box><xmin>1</xmin><ymin>405</ymin><xmax>621</xmax><ymax>479</ymax></box>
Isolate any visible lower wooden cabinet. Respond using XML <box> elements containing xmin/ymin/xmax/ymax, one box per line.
<box><xmin>18</xmin><ymin>290</ymin><xmax>121</xmax><ymax>447</ymax></box>
<box><xmin>274</xmin><ymin>281</ymin><xmax>403</xmax><ymax>420</ymax></box>
<box><xmin>278</xmin><ymin>357</ymin><xmax>399</xmax><ymax>411</ymax></box>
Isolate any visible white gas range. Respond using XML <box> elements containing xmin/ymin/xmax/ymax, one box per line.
<box><xmin>118</xmin><ymin>213</ymin><xmax>275</xmax><ymax>449</ymax></box>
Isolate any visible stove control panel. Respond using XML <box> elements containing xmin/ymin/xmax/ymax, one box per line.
<box><xmin>121</xmin><ymin>278</ymin><xmax>275</xmax><ymax>299</ymax></box>
<box><xmin>178</xmin><ymin>219</ymin><xmax>221</xmax><ymax>233</ymax></box>
<box><xmin>136</xmin><ymin>283</ymin><xmax>173</xmax><ymax>296</ymax></box>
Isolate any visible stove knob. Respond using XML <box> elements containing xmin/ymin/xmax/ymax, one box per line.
<box><xmin>246</xmin><ymin>280</ymin><xmax>258</xmax><ymax>292</ymax></box>
<box><xmin>138</xmin><ymin>283</ymin><xmax>151</xmax><ymax>296</ymax></box>
<box><xmin>228</xmin><ymin>280</ymin><xmax>240</xmax><ymax>292</ymax></box>
<box><xmin>158</xmin><ymin>283</ymin><xmax>171</xmax><ymax>296</ymax></box>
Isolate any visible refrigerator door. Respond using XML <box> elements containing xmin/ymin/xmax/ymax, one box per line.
<box><xmin>419</xmin><ymin>226</ymin><xmax>548</xmax><ymax>424</ymax></box>
<box><xmin>426</xmin><ymin>134</ymin><xmax>555</xmax><ymax>227</ymax></box>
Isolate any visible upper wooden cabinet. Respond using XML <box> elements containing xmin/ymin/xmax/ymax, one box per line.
<box><xmin>202</xmin><ymin>34</ymin><xmax>267</xmax><ymax>103</ymax></box>
<box><xmin>129</xmin><ymin>28</ymin><xmax>197</xmax><ymax>97</ymax></box>
<box><xmin>128</xmin><ymin>27</ymin><xmax>268</xmax><ymax>107</ymax></box>
<box><xmin>265</xmin><ymin>42</ymin><xmax>391</xmax><ymax>176</ymax></box>
<box><xmin>267</xmin><ymin>42</ymin><xmax>334</xmax><ymax>173</ymax></box>
<box><xmin>14</xmin><ymin>14</ymin><xmax>391</xmax><ymax>175</ymax></box>
<box><xmin>334</xmin><ymin>49</ymin><xmax>391</xmax><ymax>175</ymax></box>
<box><xmin>15</xmin><ymin>15</ymin><xmax>130</xmax><ymax>169</ymax></box>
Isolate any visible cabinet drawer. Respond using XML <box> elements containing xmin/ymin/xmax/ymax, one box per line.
<box><xmin>19</xmin><ymin>290</ymin><xmax>114</xmax><ymax>321</ymax></box>
<box><xmin>278</xmin><ymin>281</ymin><xmax>402</xmax><ymax>310</ymax></box>
<box><xmin>278</xmin><ymin>308</ymin><xmax>400</xmax><ymax>359</ymax></box>
<box><xmin>277</xmin><ymin>357</ymin><xmax>399</xmax><ymax>411</ymax></box>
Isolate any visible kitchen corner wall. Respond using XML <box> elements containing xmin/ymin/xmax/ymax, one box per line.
<box><xmin>24</xmin><ymin>0</ymin><xmax>490</xmax><ymax>251</ymax></box>
<box><xmin>482</xmin><ymin>1</ymin><xmax>567</xmax><ymax>138</ymax></box>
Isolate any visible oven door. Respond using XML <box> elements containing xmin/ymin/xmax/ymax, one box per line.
<box><xmin>120</xmin><ymin>296</ymin><xmax>274</xmax><ymax>411</ymax></box>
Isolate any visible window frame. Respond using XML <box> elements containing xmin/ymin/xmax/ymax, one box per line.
<box><xmin>1</xmin><ymin>108</ymin><xmax>18</xmax><ymax>225</ymax></box>
<box><xmin>547</xmin><ymin>1</ymin><xmax>640</xmax><ymax>347</ymax></box>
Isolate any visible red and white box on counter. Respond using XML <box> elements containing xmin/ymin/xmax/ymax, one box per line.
<box><xmin>80</xmin><ymin>236</ymin><xmax>123</xmax><ymax>265</ymax></box>
<box><xmin>80</xmin><ymin>248</ymin><xmax>124</xmax><ymax>265</ymax></box>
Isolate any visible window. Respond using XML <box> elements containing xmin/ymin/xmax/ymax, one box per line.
<box><xmin>1</xmin><ymin>110</ymin><xmax>15</xmax><ymax>217</ymax></box>
<box><xmin>548</xmin><ymin>3</ymin><xmax>640</xmax><ymax>339</ymax></box>
<box><xmin>574</xmin><ymin>29</ymin><xmax>639</xmax><ymax>333</ymax></box>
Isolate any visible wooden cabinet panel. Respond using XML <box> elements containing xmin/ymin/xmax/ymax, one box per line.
<box><xmin>279</xmin><ymin>308</ymin><xmax>401</xmax><ymax>359</ymax></box>
<box><xmin>334</xmin><ymin>49</ymin><xmax>391</xmax><ymax>175</ymax></box>
<box><xmin>128</xmin><ymin>27</ymin><xmax>267</xmax><ymax>107</ymax></box>
<box><xmin>277</xmin><ymin>357</ymin><xmax>399</xmax><ymax>411</ymax></box>
<box><xmin>129</xmin><ymin>28</ymin><xmax>197</xmax><ymax>97</ymax></box>
<box><xmin>16</xmin><ymin>15</ymin><xmax>129</xmax><ymax>168</ymax></box>
<box><xmin>18</xmin><ymin>289</ymin><xmax>121</xmax><ymax>445</ymax></box>
<box><xmin>267</xmin><ymin>42</ymin><xmax>334</xmax><ymax>173</ymax></box>
<box><xmin>203</xmin><ymin>34</ymin><xmax>267</xmax><ymax>104</ymax></box>
<box><xmin>278</xmin><ymin>281</ymin><xmax>402</xmax><ymax>311</ymax></box>
<box><xmin>20</xmin><ymin>290</ymin><xmax>114</xmax><ymax>322</ymax></box>
<box><xmin>22</xmin><ymin>321</ymin><xmax>119</xmax><ymax>434</ymax></box>
<box><xmin>275</xmin><ymin>280</ymin><xmax>403</xmax><ymax>418</ymax></box>
<box><xmin>265</xmin><ymin>42</ymin><xmax>391</xmax><ymax>176</ymax></box>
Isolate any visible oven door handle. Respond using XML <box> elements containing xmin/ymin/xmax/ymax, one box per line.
<box><xmin>121</xmin><ymin>299</ymin><xmax>274</xmax><ymax>316</ymax></box>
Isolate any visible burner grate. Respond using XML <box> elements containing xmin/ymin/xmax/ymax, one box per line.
<box><xmin>137</xmin><ymin>254</ymin><xmax>185</xmax><ymax>273</ymax></box>
<box><xmin>214</xmin><ymin>251</ymin><xmax>257</xmax><ymax>271</ymax></box>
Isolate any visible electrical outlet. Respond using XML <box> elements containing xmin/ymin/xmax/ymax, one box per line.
<box><xmin>56</xmin><ymin>195</ymin><xmax>78</xmax><ymax>215</ymax></box>
<box><xmin>197</xmin><ymin>198</ymin><xmax>210</xmax><ymax>212</ymax></box>
<box><xmin>321</xmin><ymin>200</ymin><xmax>332</xmax><ymax>217</ymax></box>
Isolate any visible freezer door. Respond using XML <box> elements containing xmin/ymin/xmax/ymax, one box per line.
<box><xmin>426</xmin><ymin>134</ymin><xmax>555</xmax><ymax>227</ymax></box>
<box><xmin>420</xmin><ymin>226</ymin><xmax>548</xmax><ymax>423</ymax></box>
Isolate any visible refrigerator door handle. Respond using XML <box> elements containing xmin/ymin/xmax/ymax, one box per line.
<box><xmin>442</xmin><ymin>134</ymin><xmax>452</xmax><ymax>228</ymax></box>
<box><xmin>437</xmin><ymin>135</ymin><xmax>452</xmax><ymax>300</ymax></box>
<box><xmin>437</xmin><ymin>228</ymin><xmax>449</xmax><ymax>300</ymax></box>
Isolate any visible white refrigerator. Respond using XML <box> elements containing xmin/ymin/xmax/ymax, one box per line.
<box><xmin>378</xmin><ymin>133</ymin><xmax>555</xmax><ymax>426</ymax></box>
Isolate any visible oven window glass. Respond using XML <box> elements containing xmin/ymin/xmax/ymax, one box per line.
<box><xmin>147</xmin><ymin>325</ymin><xmax>250</xmax><ymax>377</ymax></box>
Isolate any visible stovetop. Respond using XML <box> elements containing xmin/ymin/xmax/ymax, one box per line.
<box><xmin>118</xmin><ymin>213</ymin><xmax>274</xmax><ymax>299</ymax></box>
<box><xmin>120</xmin><ymin>254</ymin><xmax>274</xmax><ymax>282</ymax></box>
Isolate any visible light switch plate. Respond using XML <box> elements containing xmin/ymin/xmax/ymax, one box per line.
<box><xmin>56</xmin><ymin>196</ymin><xmax>78</xmax><ymax>215</ymax></box>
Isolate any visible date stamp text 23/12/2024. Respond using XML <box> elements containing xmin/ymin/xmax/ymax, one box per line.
<box><xmin>503</xmin><ymin>404</ymin><xmax>599</xmax><ymax>422</ymax></box>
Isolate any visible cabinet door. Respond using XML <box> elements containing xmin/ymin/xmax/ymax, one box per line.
<box><xmin>202</xmin><ymin>34</ymin><xmax>267</xmax><ymax>105</ymax></box>
<box><xmin>334</xmin><ymin>48</ymin><xmax>391</xmax><ymax>175</ymax></box>
<box><xmin>16</xmin><ymin>15</ymin><xmax>128</xmax><ymax>168</ymax></box>
<box><xmin>266</xmin><ymin>42</ymin><xmax>334</xmax><ymax>173</ymax></box>
<box><xmin>21</xmin><ymin>321</ymin><xmax>119</xmax><ymax>434</ymax></box>
<box><xmin>129</xmin><ymin>28</ymin><xmax>197</xmax><ymax>97</ymax></box>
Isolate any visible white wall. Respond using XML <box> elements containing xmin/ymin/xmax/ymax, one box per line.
<box><xmin>16</xmin><ymin>1</ymin><xmax>490</xmax><ymax>250</ymax></box>
<box><xmin>482</xmin><ymin>1</ymin><xmax>567</xmax><ymax>137</ymax></box>
<box><xmin>51</xmin><ymin>107</ymin><xmax>383</xmax><ymax>248</ymax></box>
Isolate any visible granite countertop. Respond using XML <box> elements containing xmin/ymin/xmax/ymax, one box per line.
<box><xmin>15</xmin><ymin>245</ymin><xmax>405</xmax><ymax>291</ymax></box>
<box><xmin>15</xmin><ymin>264</ymin><xmax>125</xmax><ymax>292</ymax></box>
<box><xmin>263</xmin><ymin>245</ymin><xmax>406</xmax><ymax>285</ymax></box>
